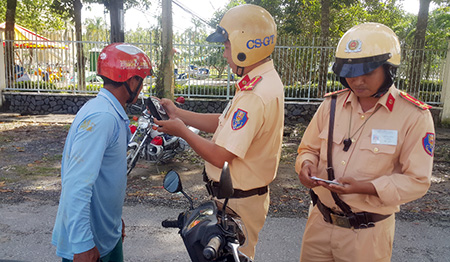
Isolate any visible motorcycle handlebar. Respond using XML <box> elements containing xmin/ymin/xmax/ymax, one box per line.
<box><xmin>161</xmin><ymin>219</ymin><xmax>179</xmax><ymax>228</ymax></box>
<box><xmin>203</xmin><ymin>235</ymin><xmax>222</xmax><ymax>260</ymax></box>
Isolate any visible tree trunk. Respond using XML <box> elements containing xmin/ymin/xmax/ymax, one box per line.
<box><xmin>5</xmin><ymin>0</ymin><xmax>17</xmax><ymax>88</ymax></box>
<box><xmin>74</xmin><ymin>0</ymin><xmax>86</xmax><ymax>91</ymax></box>
<box><xmin>408</xmin><ymin>0</ymin><xmax>430</xmax><ymax>96</ymax></box>
<box><xmin>109</xmin><ymin>0</ymin><xmax>125</xmax><ymax>43</ymax></box>
<box><xmin>156</xmin><ymin>0</ymin><xmax>174</xmax><ymax>99</ymax></box>
<box><xmin>318</xmin><ymin>0</ymin><xmax>330</xmax><ymax>97</ymax></box>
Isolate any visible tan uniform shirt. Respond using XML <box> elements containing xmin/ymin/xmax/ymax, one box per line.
<box><xmin>205</xmin><ymin>60</ymin><xmax>284</xmax><ymax>190</ymax></box>
<box><xmin>296</xmin><ymin>86</ymin><xmax>435</xmax><ymax>215</ymax></box>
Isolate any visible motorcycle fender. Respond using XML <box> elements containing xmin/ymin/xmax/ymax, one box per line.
<box><xmin>128</xmin><ymin>141</ymin><xmax>139</xmax><ymax>148</ymax></box>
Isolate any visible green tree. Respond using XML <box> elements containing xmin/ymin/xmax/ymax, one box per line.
<box><xmin>245</xmin><ymin>0</ymin><xmax>407</xmax><ymax>88</ymax></box>
<box><xmin>409</xmin><ymin>0</ymin><xmax>432</xmax><ymax>95</ymax></box>
<box><xmin>209</xmin><ymin>0</ymin><xmax>245</xmax><ymax>27</ymax></box>
<box><xmin>86</xmin><ymin>0</ymin><xmax>152</xmax><ymax>42</ymax></box>
<box><xmin>408</xmin><ymin>0</ymin><xmax>449</xmax><ymax>95</ymax></box>
<box><xmin>1</xmin><ymin>0</ymin><xmax>73</xmax><ymax>88</ymax></box>
<box><xmin>426</xmin><ymin>6</ymin><xmax>450</xmax><ymax>50</ymax></box>
<box><xmin>206</xmin><ymin>46</ymin><xmax>228</xmax><ymax>78</ymax></box>
<box><xmin>51</xmin><ymin>0</ymin><xmax>86</xmax><ymax>90</ymax></box>
<box><xmin>0</xmin><ymin>0</ymin><xmax>68</xmax><ymax>32</ymax></box>
<box><xmin>84</xmin><ymin>17</ymin><xmax>109</xmax><ymax>41</ymax></box>
<box><xmin>4</xmin><ymin>0</ymin><xmax>17</xmax><ymax>88</ymax></box>
<box><xmin>318</xmin><ymin>0</ymin><xmax>331</xmax><ymax>96</ymax></box>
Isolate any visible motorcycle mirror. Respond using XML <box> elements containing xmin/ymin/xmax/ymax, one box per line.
<box><xmin>163</xmin><ymin>170</ymin><xmax>182</xmax><ymax>193</ymax></box>
<box><xmin>163</xmin><ymin>170</ymin><xmax>195</xmax><ymax>210</ymax></box>
<box><xmin>217</xmin><ymin>162</ymin><xmax>234</xmax><ymax>199</ymax></box>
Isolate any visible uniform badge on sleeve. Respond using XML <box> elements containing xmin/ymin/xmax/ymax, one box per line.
<box><xmin>422</xmin><ymin>132</ymin><xmax>435</xmax><ymax>156</ymax></box>
<box><xmin>231</xmin><ymin>109</ymin><xmax>248</xmax><ymax>130</ymax></box>
<box><xmin>79</xmin><ymin>119</ymin><xmax>96</xmax><ymax>132</ymax></box>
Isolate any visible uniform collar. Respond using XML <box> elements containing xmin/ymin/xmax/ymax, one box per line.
<box><xmin>246</xmin><ymin>59</ymin><xmax>273</xmax><ymax>79</ymax></box>
<box><xmin>376</xmin><ymin>85</ymin><xmax>397</xmax><ymax>112</ymax></box>
<box><xmin>235</xmin><ymin>60</ymin><xmax>273</xmax><ymax>92</ymax></box>
<box><xmin>98</xmin><ymin>88</ymin><xmax>129</xmax><ymax>121</ymax></box>
<box><xmin>344</xmin><ymin>85</ymin><xmax>397</xmax><ymax>113</ymax></box>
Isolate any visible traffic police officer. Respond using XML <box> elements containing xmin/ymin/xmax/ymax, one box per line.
<box><xmin>154</xmin><ymin>4</ymin><xmax>284</xmax><ymax>259</ymax></box>
<box><xmin>295</xmin><ymin>23</ymin><xmax>435</xmax><ymax>261</ymax></box>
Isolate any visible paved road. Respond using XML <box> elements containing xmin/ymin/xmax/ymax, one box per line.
<box><xmin>1</xmin><ymin>202</ymin><xmax>449</xmax><ymax>262</ymax></box>
<box><xmin>1</xmin><ymin>113</ymin><xmax>449</xmax><ymax>261</ymax></box>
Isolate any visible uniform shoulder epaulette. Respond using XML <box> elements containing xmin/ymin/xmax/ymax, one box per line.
<box><xmin>237</xmin><ymin>75</ymin><xmax>262</xmax><ymax>91</ymax></box>
<box><xmin>399</xmin><ymin>91</ymin><xmax>432</xmax><ymax>110</ymax></box>
<box><xmin>324</xmin><ymin>88</ymin><xmax>350</xmax><ymax>97</ymax></box>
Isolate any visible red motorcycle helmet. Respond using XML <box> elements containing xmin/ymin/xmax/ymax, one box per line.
<box><xmin>97</xmin><ymin>43</ymin><xmax>153</xmax><ymax>82</ymax></box>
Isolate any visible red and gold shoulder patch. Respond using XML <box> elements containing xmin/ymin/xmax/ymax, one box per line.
<box><xmin>324</xmin><ymin>88</ymin><xmax>350</xmax><ymax>97</ymax></box>
<box><xmin>399</xmin><ymin>91</ymin><xmax>432</xmax><ymax>110</ymax></box>
<box><xmin>236</xmin><ymin>75</ymin><xmax>262</xmax><ymax>91</ymax></box>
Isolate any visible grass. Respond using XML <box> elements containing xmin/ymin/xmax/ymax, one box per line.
<box><xmin>0</xmin><ymin>134</ymin><xmax>14</xmax><ymax>146</ymax></box>
<box><xmin>1</xmin><ymin>164</ymin><xmax>60</xmax><ymax>181</ymax></box>
<box><xmin>41</xmin><ymin>154</ymin><xmax>63</xmax><ymax>162</ymax></box>
<box><xmin>0</xmin><ymin>153</ymin><xmax>62</xmax><ymax>183</ymax></box>
<box><xmin>435</xmin><ymin>143</ymin><xmax>450</xmax><ymax>162</ymax></box>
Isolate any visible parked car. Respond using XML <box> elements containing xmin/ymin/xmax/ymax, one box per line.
<box><xmin>187</xmin><ymin>65</ymin><xmax>210</xmax><ymax>80</ymax></box>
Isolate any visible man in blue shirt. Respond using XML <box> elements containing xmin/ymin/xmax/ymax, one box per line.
<box><xmin>52</xmin><ymin>43</ymin><xmax>152</xmax><ymax>262</ymax></box>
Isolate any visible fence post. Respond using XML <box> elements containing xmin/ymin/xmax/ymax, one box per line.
<box><xmin>0</xmin><ymin>34</ymin><xmax>5</xmax><ymax>107</ymax></box>
<box><xmin>441</xmin><ymin>39</ymin><xmax>450</xmax><ymax>126</ymax></box>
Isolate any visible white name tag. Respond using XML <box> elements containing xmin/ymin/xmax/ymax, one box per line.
<box><xmin>371</xmin><ymin>129</ymin><xmax>398</xmax><ymax>145</ymax></box>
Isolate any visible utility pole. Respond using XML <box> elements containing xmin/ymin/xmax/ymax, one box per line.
<box><xmin>156</xmin><ymin>0</ymin><xmax>174</xmax><ymax>99</ymax></box>
<box><xmin>110</xmin><ymin>0</ymin><xmax>125</xmax><ymax>43</ymax></box>
<box><xmin>0</xmin><ymin>34</ymin><xmax>5</xmax><ymax>108</ymax></box>
<box><xmin>441</xmin><ymin>38</ymin><xmax>450</xmax><ymax>126</ymax></box>
<box><xmin>5</xmin><ymin>0</ymin><xmax>17</xmax><ymax>91</ymax></box>
<box><xmin>74</xmin><ymin>0</ymin><xmax>86</xmax><ymax>91</ymax></box>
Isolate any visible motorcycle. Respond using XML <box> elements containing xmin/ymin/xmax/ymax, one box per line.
<box><xmin>126</xmin><ymin>97</ymin><xmax>199</xmax><ymax>175</ymax></box>
<box><xmin>161</xmin><ymin>162</ymin><xmax>252</xmax><ymax>262</ymax></box>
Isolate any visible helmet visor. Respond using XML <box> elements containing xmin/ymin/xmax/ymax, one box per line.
<box><xmin>332</xmin><ymin>53</ymin><xmax>391</xmax><ymax>78</ymax></box>
<box><xmin>206</xmin><ymin>26</ymin><xmax>228</xmax><ymax>43</ymax></box>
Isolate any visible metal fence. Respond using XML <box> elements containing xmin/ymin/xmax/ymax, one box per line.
<box><xmin>2</xmin><ymin>30</ymin><xmax>447</xmax><ymax>105</ymax></box>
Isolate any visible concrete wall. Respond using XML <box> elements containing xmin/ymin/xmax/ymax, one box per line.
<box><xmin>1</xmin><ymin>92</ymin><xmax>442</xmax><ymax>126</ymax></box>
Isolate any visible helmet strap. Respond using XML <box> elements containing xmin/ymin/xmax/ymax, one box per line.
<box><xmin>371</xmin><ymin>64</ymin><xmax>395</xmax><ymax>98</ymax></box>
<box><xmin>338</xmin><ymin>77</ymin><xmax>351</xmax><ymax>90</ymax></box>
<box><xmin>124</xmin><ymin>78</ymin><xmax>143</xmax><ymax>104</ymax></box>
<box><xmin>236</xmin><ymin>66</ymin><xmax>245</xmax><ymax>77</ymax></box>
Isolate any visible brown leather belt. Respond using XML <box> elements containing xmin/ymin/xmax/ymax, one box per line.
<box><xmin>202</xmin><ymin>168</ymin><xmax>268</xmax><ymax>198</ymax></box>
<box><xmin>316</xmin><ymin>198</ymin><xmax>391</xmax><ymax>229</ymax></box>
<box><xmin>205</xmin><ymin>180</ymin><xmax>268</xmax><ymax>199</ymax></box>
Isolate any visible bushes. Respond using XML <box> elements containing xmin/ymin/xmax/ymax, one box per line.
<box><xmin>284</xmin><ymin>81</ymin><xmax>341</xmax><ymax>99</ymax></box>
<box><xmin>396</xmin><ymin>78</ymin><xmax>442</xmax><ymax>93</ymax></box>
<box><xmin>175</xmin><ymin>84</ymin><xmax>236</xmax><ymax>97</ymax></box>
<box><xmin>145</xmin><ymin>83</ymin><xmax>236</xmax><ymax>98</ymax></box>
<box><xmin>63</xmin><ymin>84</ymin><xmax>102</xmax><ymax>93</ymax></box>
<box><xmin>10</xmin><ymin>81</ymin><xmax>103</xmax><ymax>94</ymax></box>
<box><xmin>12</xmin><ymin>81</ymin><xmax>57</xmax><ymax>90</ymax></box>
<box><xmin>9</xmin><ymin>78</ymin><xmax>443</xmax><ymax>102</ymax></box>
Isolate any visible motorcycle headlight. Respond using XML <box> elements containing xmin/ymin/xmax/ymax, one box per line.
<box><xmin>186</xmin><ymin>207</ymin><xmax>214</xmax><ymax>231</ymax></box>
<box><xmin>187</xmin><ymin>219</ymin><xmax>202</xmax><ymax>230</ymax></box>
<box><xmin>138</xmin><ymin>116</ymin><xmax>149</xmax><ymax>129</ymax></box>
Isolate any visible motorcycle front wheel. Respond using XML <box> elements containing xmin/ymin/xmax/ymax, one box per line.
<box><xmin>126</xmin><ymin>144</ymin><xmax>139</xmax><ymax>175</ymax></box>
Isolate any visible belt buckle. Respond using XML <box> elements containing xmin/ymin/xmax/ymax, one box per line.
<box><xmin>330</xmin><ymin>213</ymin><xmax>352</xmax><ymax>229</ymax></box>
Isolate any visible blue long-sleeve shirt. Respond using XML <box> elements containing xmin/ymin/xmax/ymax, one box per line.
<box><xmin>52</xmin><ymin>89</ymin><xmax>131</xmax><ymax>259</ymax></box>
